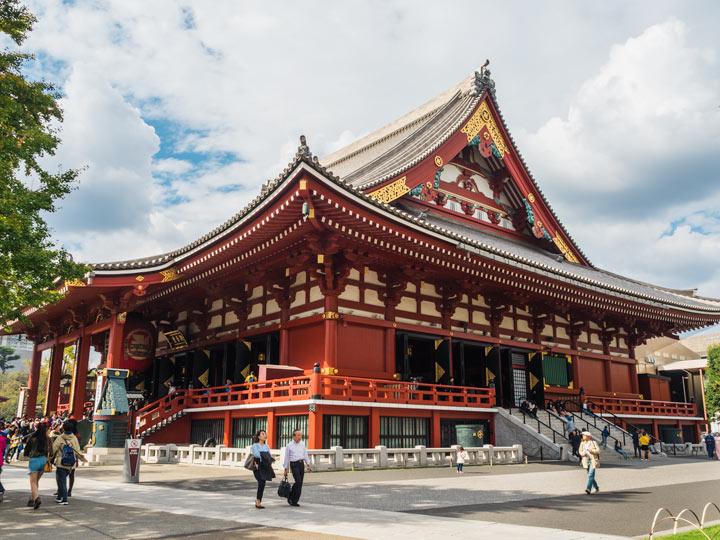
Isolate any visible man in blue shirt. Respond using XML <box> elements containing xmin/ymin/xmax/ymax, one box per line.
<box><xmin>283</xmin><ymin>429</ymin><xmax>312</xmax><ymax>507</ymax></box>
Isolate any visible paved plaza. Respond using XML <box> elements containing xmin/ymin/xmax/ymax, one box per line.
<box><xmin>1</xmin><ymin>457</ymin><xmax>718</xmax><ymax>539</ymax></box>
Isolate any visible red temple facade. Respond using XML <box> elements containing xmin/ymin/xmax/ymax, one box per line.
<box><xmin>8</xmin><ymin>66</ymin><xmax>720</xmax><ymax>449</ymax></box>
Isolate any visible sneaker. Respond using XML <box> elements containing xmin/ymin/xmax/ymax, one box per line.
<box><xmin>34</xmin><ymin>498</ymin><xmax>41</xmax><ymax>510</ymax></box>
<box><xmin>58</xmin><ymin>501</ymin><xmax>68</xmax><ymax>505</ymax></box>
<box><xmin>55</xmin><ymin>498</ymin><xmax>64</xmax><ymax>503</ymax></box>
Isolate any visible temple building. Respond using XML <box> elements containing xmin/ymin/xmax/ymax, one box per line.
<box><xmin>7</xmin><ymin>66</ymin><xmax>720</xmax><ymax>449</ymax></box>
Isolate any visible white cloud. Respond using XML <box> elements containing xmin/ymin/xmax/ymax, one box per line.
<box><xmin>15</xmin><ymin>1</ymin><xmax>720</xmax><ymax>306</ymax></box>
<box><xmin>517</xmin><ymin>20</ymin><xmax>720</xmax><ymax>296</ymax></box>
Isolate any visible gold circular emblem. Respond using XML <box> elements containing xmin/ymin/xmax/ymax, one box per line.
<box><xmin>434</xmin><ymin>156</ymin><xmax>443</xmax><ymax>167</ymax></box>
<box><xmin>536</xmin><ymin>221</ymin><xmax>543</xmax><ymax>229</ymax></box>
<box><xmin>527</xmin><ymin>193</ymin><xmax>536</xmax><ymax>203</ymax></box>
<box><xmin>483</xmin><ymin>132</ymin><xmax>491</xmax><ymax>140</ymax></box>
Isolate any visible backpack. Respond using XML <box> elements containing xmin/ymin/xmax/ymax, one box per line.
<box><xmin>60</xmin><ymin>443</ymin><xmax>76</xmax><ymax>467</ymax></box>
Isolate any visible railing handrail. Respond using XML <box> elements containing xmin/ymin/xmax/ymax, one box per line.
<box><xmin>137</xmin><ymin>374</ymin><xmax>496</xmax><ymax>436</ymax></box>
<box><xmin>586</xmin><ymin>398</ymin><xmax>661</xmax><ymax>445</ymax></box>
<box><xmin>556</xmin><ymin>407</ymin><xmax>627</xmax><ymax>447</ymax></box>
<box><xmin>588</xmin><ymin>394</ymin><xmax>696</xmax><ymax>410</ymax></box>
<box><xmin>505</xmin><ymin>399</ymin><xmax>567</xmax><ymax>447</ymax></box>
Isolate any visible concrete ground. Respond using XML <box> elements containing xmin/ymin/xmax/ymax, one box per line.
<box><xmin>1</xmin><ymin>456</ymin><xmax>717</xmax><ymax>539</ymax></box>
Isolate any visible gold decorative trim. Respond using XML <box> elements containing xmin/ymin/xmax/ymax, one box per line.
<box><xmin>321</xmin><ymin>311</ymin><xmax>340</xmax><ymax>320</ymax></box>
<box><xmin>368</xmin><ymin>176</ymin><xmax>410</xmax><ymax>204</ymax></box>
<box><xmin>461</xmin><ymin>100</ymin><xmax>510</xmax><ymax>157</ymax></box>
<box><xmin>553</xmin><ymin>234</ymin><xmax>580</xmax><ymax>263</ymax></box>
<box><xmin>527</xmin><ymin>193</ymin><xmax>536</xmax><ymax>203</ymax></box>
<box><xmin>135</xmin><ymin>275</ymin><xmax>145</xmax><ymax>282</ymax></box>
<box><xmin>66</xmin><ymin>278</ymin><xmax>86</xmax><ymax>287</ymax></box>
<box><xmin>160</xmin><ymin>267</ymin><xmax>182</xmax><ymax>282</ymax></box>
<box><xmin>434</xmin><ymin>156</ymin><xmax>443</xmax><ymax>167</ymax></box>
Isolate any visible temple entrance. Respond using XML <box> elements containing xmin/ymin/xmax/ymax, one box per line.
<box><xmin>451</xmin><ymin>340</ymin><xmax>489</xmax><ymax>388</ymax></box>
<box><xmin>395</xmin><ymin>332</ymin><xmax>451</xmax><ymax>385</ymax></box>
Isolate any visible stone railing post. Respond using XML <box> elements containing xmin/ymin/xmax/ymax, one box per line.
<box><xmin>415</xmin><ymin>445</ymin><xmax>427</xmax><ymax>467</ymax></box>
<box><xmin>331</xmin><ymin>446</ymin><xmax>344</xmax><ymax>469</ymax></box>
<box><xmin>487</xmin><ymin>445</ymin><xmax>494</xmax><ymax>466</ymax></box>
<box><xmin>375</xmin><ymin>445</ymin><xmax>388</xmax><ymax>468</ymax></box>
<box><xmin>215</xmin><ymin>444</ymin><xmax>225</xmax><ymax>465</ymax></box>
<box><xmin>188</xmin><ymin>444</ymin><xmax>198</xmax><ymax>464</ymax></box>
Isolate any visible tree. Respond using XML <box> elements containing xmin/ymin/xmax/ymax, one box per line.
<box><xmin>705</xmin><ymin>344</ymin><xmax>720</xmax><ymax>422</ymax></box>
<box><xmin>0</xmin><ymin>344</ymin><xmax>19</xmax><ymax>372</ymax></box>
<box><xmin>0</xmin><ymin>369</ymin><xmax>26</xmax><ymax>417</ymax></box>
<box><xmin>0</xmin><ymin>0</ymin><xmax>88</xmax><ymax>329</ymax></box>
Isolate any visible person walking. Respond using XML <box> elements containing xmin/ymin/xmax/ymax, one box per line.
<box><xmin>704</xmin><ymin>432</ymin><xmax>715</xmax><ymax>459</ymax></box>
<box><xmin>601</xmin><ymin>426</ymin><xmax>610</xmax><ymax>449</ymax></box>
<box><xmin>632</xmin><ymin>430</ymin><xmax>641</xmax><ymax>458</ymax></box>
<box><xmin>0</xmin><ymin>427</ymin><xmax>6</xmax><ymax>502</ymax></box>
<box><xmin>283</xmin><ymin>429</ymin><xmax>312</xmax><ymax>506</ymax></box>
<box><xmin>714</xmin><ymin>433</ymin><xmax>720</xmax><ymax>460</ymax></box>
<box><xmin>25</xmin><ymin>422</ymin><xmax>50</xmax><ymax>509</ymax></box>
<box><xmin>251</xmin><ymin>429</ymin><xmax>275</xmax><ymax>509</ymax></box>
<box><xmin>456</xmin><ymin>446</ymin><xmax>469</xmax><ymax>473</ymax></box>
<box><xmin>639</xmin><ymin>430</ymin><xmax>650</xmax><ymax>461</ymax></box>
<box><xmin>50</xmin><ymin>421</ymin><xmax>86</xmax><ymax>505</ymax></box>
<box><xmin>579</xmin><ymin>431</ymin><xmax>600</xmax><ymax>494</ymax></box>
<box><xmin>569</xmin><ymin>429</ymin><xmax>582</xmax><ymax>459</ymax></box>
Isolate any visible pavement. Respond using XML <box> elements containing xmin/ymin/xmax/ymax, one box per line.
<box><xmin>1</xmin><ymin>456</ymin><xmax>718</xmax><ymax>539</ymax></box>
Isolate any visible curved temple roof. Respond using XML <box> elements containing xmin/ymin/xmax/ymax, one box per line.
<box><xmin>85</xmin><ymin>67</ymin><xmax>720</xmax><ymax>318</ymax></box>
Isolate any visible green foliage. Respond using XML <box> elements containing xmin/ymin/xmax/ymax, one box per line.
<box><xmin>705</xmin><ymin>344</ymin><xmax>720</xmax><ymax>421</ymax></box>
<box><xmin>0</xmin><ymin>344</ymin><xmax>19</xmax><ymax>372</ymax></box>
<box><xmin>0</xmin><ymin>368</ymin><xmax>26</xmax><ymax>417</ymax></box>
<box><xmin>0</xmin><ymin>0</ymin><xmax>88</xmax><ymax>329</ymax></box>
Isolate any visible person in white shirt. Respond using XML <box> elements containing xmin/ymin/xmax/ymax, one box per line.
<box><xmin>283</xmin><ymin>429</ymin><xmax>312</xmax><ymax>506</ymax></box>
<box><xmin>456</xmin><ymin>446</ymin><xmax>469</xmax><ymax>473</ymax></box>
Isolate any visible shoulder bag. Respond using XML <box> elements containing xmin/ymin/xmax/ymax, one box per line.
<box><xmin>243</xmin><ymin>452</ymin><xmax>255</xmax><ymax>471</ymax></box>
<box><xmin>277</xmin><ymin>474</ymin><xmax>292</xmax><ymax>498</ymax></box>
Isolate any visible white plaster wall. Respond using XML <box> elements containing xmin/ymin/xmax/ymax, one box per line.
<box><xmin>340</xmin><ymin>284</ymin><xmax>360</xmax><ymax>302</ymax></box>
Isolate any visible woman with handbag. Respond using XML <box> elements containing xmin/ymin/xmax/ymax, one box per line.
<box><xmin>579</xmin><ymin>431</ymin><xmax>600</xmax><ymax>495</ymax></box>
<box><xmin>25</xmin><ymin>423</ymin><xmax>50</xmax><ymax>509</ymax></box>
<box><xmin>250</xmin><ymin>429</ymin><xmax>275</xmax><ymax>509</ymax></box>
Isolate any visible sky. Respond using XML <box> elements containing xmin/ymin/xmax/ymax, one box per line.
<box><xmin>9</xmin><ymin>1</ymin><xmax>720</xmax><ymax>330</ymax></box>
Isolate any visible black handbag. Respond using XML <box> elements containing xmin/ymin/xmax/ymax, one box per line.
<box><xmin>277</xmin><ymin>475</ymin><xmax>292</xmax><ymax>498</ymax></box>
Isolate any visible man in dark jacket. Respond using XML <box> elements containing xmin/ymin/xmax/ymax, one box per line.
<box><xmin>569</xmin><ymin>429</ymin><xmax>582</xmax><ymax>459</ymax></box>
<box><xmin>632</xmin><ymin>430</ymin><xmax>641</xmax><ymax>458</ymax></box>
<box><xmin>705</xmin><ymin>432</ymin><xmax>716</xmax><ymax>459</ymax></box>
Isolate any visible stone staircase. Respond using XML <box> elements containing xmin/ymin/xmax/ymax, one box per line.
<box><xmin>504</xmin><ymin>408</ymin><xmax>632</xmax><ymax>463</ymax></box>
<box><xmin>138</xmin><ymin>409</ymin><xmax>187</xmax><ymax>438</ymax></box>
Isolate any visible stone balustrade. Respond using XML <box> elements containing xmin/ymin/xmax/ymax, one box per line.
<box><xmin>141</xmin><ymin>443</ymin><xmax>523</xmax><ymax>471</ymax></box>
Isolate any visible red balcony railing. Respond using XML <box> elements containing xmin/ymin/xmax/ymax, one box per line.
<box><xmin>136</xmin><ymin>375</ymin><xmax>495</xmax><ymax>436</ymax></box>
<box><xmin>321</xmin><ymin>376</ymin><xmax>495</xmax><ymax>407</ymax></box>
<box><xmin>588</xmin><ymin>395</ymin><xmax>697</xmax><ymax>417</ymax></box>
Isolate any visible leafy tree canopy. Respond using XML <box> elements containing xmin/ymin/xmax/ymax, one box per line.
<box><xmin>0</xmin><ymin>0</ymin><xmax>88</xmax><ymax>330</ymax></box>
<box><xmin>705</xmin><ymin>344</ymin><xmax>720</xmax><ymax>421</ymax></box>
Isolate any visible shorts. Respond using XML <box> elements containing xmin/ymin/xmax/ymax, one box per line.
<box><xmin>28</xmin><ymin>456</ymin><xmax>47</xmax><ymax>473</ymax></box>
<box><xmin>641</xmin><ymin>445</ymin><xmax>649</xmax><ymax>451</ymax></box>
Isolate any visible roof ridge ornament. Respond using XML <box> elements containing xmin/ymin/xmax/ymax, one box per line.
<box><xmin>470</xmin><ymin>59</ymin><xmax>496</xmax><ymax>98</ymax></box>
<box><xmin>297</xmin><ymin>134</ymin><xmax>312</xmax><ymax>160</ymax></box>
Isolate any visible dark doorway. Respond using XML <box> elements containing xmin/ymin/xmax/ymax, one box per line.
<box><xmin>440</xmin><ymin>418</ymin><xmax>490</xmax><ymax>446</ymax></box>
<box><xmin>452</xmin><ymin>340</ymin><xmax>490</xmax><ymax>388</ymax></box>
<box><xmin>395</xmin><ymin>332</ymin><xmax>450</xmax><ymax>384</ymax></box>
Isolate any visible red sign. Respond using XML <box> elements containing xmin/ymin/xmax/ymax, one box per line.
<box><xmin>127</xmin><ymin>438</ymin><xmax>141</xmax><ymax>477</ymax></box>
<box><xmin>120</xmin><ymin>321</ymin><xmax>155</xmax><ymax>371</ymax></box>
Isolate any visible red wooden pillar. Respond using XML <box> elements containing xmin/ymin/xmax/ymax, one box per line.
<box><xmin>279</xmin><ymin>326</ymin><xmax>290</xmax><ymax>365</ymax></box>
<box><xmin>308</xmin><ymin>408</ymin><xmax>322</xmax><ymax>450</ymax></box>
<box><xmin>323</xmin><ymin>295</ymin><xmax>338</xmax><ymax>370</ymax></box>
<box><xmin>384</xmin><ymin>327</ymin><xmax>395</xmax><ymax>374</ymax></box>
<box><xmin>571</xmin><ymin>355</ymin><xmax>580</xmax><ymax>391</ymax></box>
<box><xmin>44</xmin><ymin>342</ymin><xmax>63</xmax><ymax>416</ymax></box>
<box><xmin>107</xmin><ymin>313</ymin><xmax>125</xmax><ymax>368</ymax></box>
<box><xmin>223</xmin><ymin>410</ymin><xmax>232</xmax><ymax>447</ymax></box>
<box><xmin>431</xmin><ymin>410</ymin><xmax>441</xmax><ymax>448</ymax></box>
<box><xmin>651</xmin><ymin>420</ymin><xmax>659</xmax><ymax>441</ymax></box>
<box><xmin>370</xmin><ymin>407</ymin><xmax>381</xmax><ymax>447</ymax></box>
<box><xmin>25</xmin><ymin>344</ymin><xmax>42</xmax><ymax>417</ymax></box>
<box><xmin>266</xmin><ymin>409</ymin><xmax>276</xmax><ymax>448</ymax></box>
<box><xmin>695</xmin><ymin>423</ymin><xmax>701</xmax><ymax>444</ymax></box>
<box><xmin>603</xmin><ymin>359</ymin><xmax>613</xmax><ymax>392</ymax></box>
<box><xmin>630</xmin><ymin>363</ymin><xmax>639</xmax><ymax>394</ymax></box>
<box><xmin>70</xmin><ymin>332</ymin><xmax>92</xmax><ymax>419</ymax></box>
